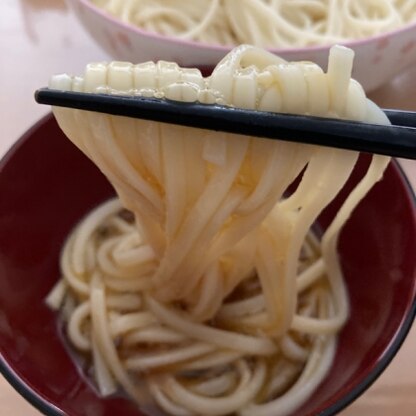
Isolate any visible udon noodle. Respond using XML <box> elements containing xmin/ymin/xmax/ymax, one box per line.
<box><xmin>90</xmin><ymin>0</ymin><xmax>416</xmax><ymax>47</ymax></box>
<box><xmin>47</xmin><ymin>45</ymin><xmax>390</xmax><ymax>415</ymax></box>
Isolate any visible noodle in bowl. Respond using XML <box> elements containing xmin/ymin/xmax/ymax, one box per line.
<box><xmin>0</xmin><ymin>113</ymin><xmax>415</xmax><ymax>414</ymax></box>
<box><xmin>67</xmin><ymin>0</ymin><xmax>416</xmax><ymax>91</ymax></box>
<box><xmin>0</xmin><ymin>116</ymin><xmax>416</xmax><ymax>416</ymax></box>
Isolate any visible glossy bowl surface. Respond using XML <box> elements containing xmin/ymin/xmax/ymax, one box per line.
<box><xmin>0</xmin><ymin>114</ymin><xmax>415</xmax><ymax>416</ymax></box>
<box><xmin>67</xmin><ymin>0</ymin><xmax>416</xmax><ymax>92</ymax></box>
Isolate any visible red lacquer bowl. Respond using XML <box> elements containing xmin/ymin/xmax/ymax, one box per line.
<box><xmin>0</xmin><ymin>114</ymin><xmax>415</xmax><ymax>416</ymax></box>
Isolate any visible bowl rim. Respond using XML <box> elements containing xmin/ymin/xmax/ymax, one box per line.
<box><xmin>0</xmin><ymin>113</ymin><xmax>416</xmax><ymax>416</ymax></box>
<box><xmin>72</xmin><ymin>0</ymin><xmax>416</xmax><ymax>54</ymax></box>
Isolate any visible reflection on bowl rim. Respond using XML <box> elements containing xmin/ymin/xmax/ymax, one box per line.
<box><xmin>0</xmin><ymin>113</ymin><xmax>415</xmax><ymax>416</ymax></box>
<box><xmin>73</xmin><ymin>0</ymin><xmax>416</xmax><ymax>54</ymax></box>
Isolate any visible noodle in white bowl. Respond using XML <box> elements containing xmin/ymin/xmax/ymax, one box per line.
<box><xmin>47</xmin><ymin>45</ymin><xmax>390</xmax><ymax>416</ymax></box>
<box><xmin>90</xmin><ymin>0</ymin><xmax>416</xmax><ymax>47</ymax></box>
<box><xmin>68</xmin><ymin>0</ymin><xmax>416</xmax><ymax>91</ymax></box>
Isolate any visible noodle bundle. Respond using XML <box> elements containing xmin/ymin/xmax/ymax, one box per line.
<box><xmin>90</xmin><ymin>0</ymin><xmax>416</xmax><ymax>47</ymax></box>
<box><xmin>47</xmin><ymin>45</ymin><xmax>390</xmax><ymax>415</ymax></box>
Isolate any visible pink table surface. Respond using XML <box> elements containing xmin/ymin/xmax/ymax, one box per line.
<box><xmin>0</xmin><ymin>1</ymin><xmax>415</xmax><ymax>415</ymax></box>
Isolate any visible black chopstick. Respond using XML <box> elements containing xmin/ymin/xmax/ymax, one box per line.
<box><xmin>35</xmin><ymin>88</ymin><xmax>416</xmax><ymax>160</ymax></box>
<box><xmin>383</xmin><ymin>109</ymin><xmax>416</xmax><ymax>129</ymax></box>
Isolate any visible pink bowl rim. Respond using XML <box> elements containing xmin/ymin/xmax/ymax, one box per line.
<box><xmin>74</xmin><ymin>0</ymin><xmax>416</xmax><ymax>54</ymax></box>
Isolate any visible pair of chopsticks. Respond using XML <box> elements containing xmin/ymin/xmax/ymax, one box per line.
<box><xmin>35</xmin><ymin>88</ymin><xmax>416</xmax><ymax>159</ymax></box>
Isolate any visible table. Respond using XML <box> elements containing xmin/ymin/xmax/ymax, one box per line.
<box><xmin>0</xmin><ymin>1</ymin><xmax>415</xmax><ymax>415</ymax></box>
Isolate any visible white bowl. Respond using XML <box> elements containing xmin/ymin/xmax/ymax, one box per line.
<box><xmin>68</xmin><ymin>0</ymin><xmax>416</xmax><ymax>92</ymax></box>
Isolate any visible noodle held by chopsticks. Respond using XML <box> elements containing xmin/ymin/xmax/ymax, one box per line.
<box><xmin>46</xmin><ymin>45</ymin><xmax>390</xmax><ymax>416</ymax></box>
